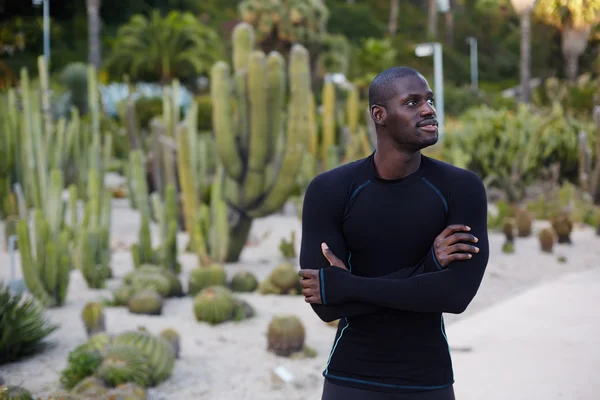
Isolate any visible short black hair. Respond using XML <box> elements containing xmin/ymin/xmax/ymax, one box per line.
<box><xmin>368</xmin><ymin>67</ymin><xmax>422</xmax><ymax>108</ymax></box>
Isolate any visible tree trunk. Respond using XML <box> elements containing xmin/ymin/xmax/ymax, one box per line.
<box><xmin>444</xmin><ymin>1</ymin><xmax>454</xmax><ymax>46</ymax></box>
<box><xmin>225</xmin><ymin>211</ymin><xmax>254</xmax><ymax>262</ymax></box>
<box><xmin>86</xmin><ymin>0</ymin><xmax>102</xmax><ymax>69</ymax></box>
<box><xmin>428</xmin><ymin>0</ymin><xmax>438</xmax><ymax>39</ymax></box>
<box><xmin>561</xmin><ymin>25</ymin><xmax>591</xmax><ymax>82</ymax></box>
<box><xmin>388</xmin><ymin>0</ymin><xmax>399</xmax><ymax>36</ymax></box>
<box><xmin>519</xmin><ymin>11</ymin><xmax>532</xmax><ymax>104</ymax></box>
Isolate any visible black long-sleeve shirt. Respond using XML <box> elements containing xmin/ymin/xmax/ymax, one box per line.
<box><xmin>299</xmin><ymin>152</ymin><xmax>489</xmax><ymax>394</ymax></box>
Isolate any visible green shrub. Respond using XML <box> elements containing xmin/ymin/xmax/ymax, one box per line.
<box><xmin>0</xmin><ymin>282</ymin><xmax>58</xmax><ymax>365</ymax></box>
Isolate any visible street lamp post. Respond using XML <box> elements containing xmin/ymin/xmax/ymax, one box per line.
<box><xmin>510</xmin><ymin>0</ymin><xmax>537</xmax><ymax>103</ymax></box>
<box><xmin>415</xmin><ymin>42</ymin><xmax>445</xmax><ymax>138</ymax></box>
<box><xmin>32</xmin><ymin>0</ymin><xmax>50</xmax><ymax>67</ymax></box>
<box><xmin>466</xmin><ymin>37</ymin><xmax>478</xmax><ymax>92</ymax></box>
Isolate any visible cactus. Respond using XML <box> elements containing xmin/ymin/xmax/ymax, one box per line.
<box><xmin>81</xmin><ymin>302</ymin><xmax>106</xmax><ymax>337</ymax></box>
<box><xmin>159</xmin><ymin>328</ymin><xmax>181</xmax><ymax>359</ymax></box>
<box><xmin>16</xmin><ymin>210</ymin><xmax>72</xmax><ymax>307</ymax></box>
<box><xmin>278</xmin><ymin>231</ymin><xmax>296</xmax><ymax>259</ymax></box>
<box><xmin>86</xmin><ymin>332</ymin><xmax>112</xmax><ymax>353</ymax></box>
<box><xmin>150</xmin><ymin>184</ymin><xmax>181</xmax><ymax>273</ymax></box>
<box><xmin>259</xmin><ymin>262</ymin><xmax>301</xmax><ymax>295</ymax></box>
<box><xmin>267</xmin><ymin>315</ymin><xmax>305</xmax><ymax>357</ymax></box>
<box><xmin>128</xmin><ymin>290</ymin><xmax>163</xmax><ymax>316</ymax></box>
<box><xmin>193</xmin><ymin>286</ymin><xmax>235</xmax><ymax>325</ymax></box>
<box><xmin>229</xmin><ymin>271</ymin><xmax>258</xmax><ymax>293</ymax></box>
<box><xmin>551</xmin><ymin>211</ymin><xmax>573</xmax><ymax>244</ymax></box>
<box><xmin>210</xmin><ymin>23</ymin><xmax>312</xmax><ymax>262</ymax></box>
<box><xmin>59</xmin><ymin>343</ymin><xmax>103</xmax><ymax>390</ymax></box>
<box><xmin>191</xmin><ymin>166</ymin><xmax>230</xmax><ymax>266</ymax></box>
<box><xmin>106</xmin><ymin>383</ymin><xmax>147</xmax><ymax>399</ymax></box>
<box><xmin>111</xmin><ymin>330</ymin><xmax>176</xmax><ymax>386</ymax></box>
<box><xmin>70</xmin><ymin>376</ymin><xmax>109</xmax><ymax>398</ymax></box>
<box><xmin>97</xmin><ymin>344</ymin><xmax>153</xmax><ymax>388</ymax></box>
<box><xmin>515</xmin><ymin>208</ymin><xmax>533</xmax><ymax>237</ymax></box>
<box><xmin>232</xmin><ymin>298</ymin><xmax>256</xmax><ymax>321</ymax></box>
<box><xmin>538</xmin><ymin>227</ymin><xmax>555</xmax><ymax>253</ymax></box>
<box><xmin>188</xmin><ymin>264</ymin><xmax>227</xmax><ymax>296</ymax></box>
<box><xmin>0</xmin><ymin>385</ymin><xmax>34</xmax><ymax>400</ymax></box>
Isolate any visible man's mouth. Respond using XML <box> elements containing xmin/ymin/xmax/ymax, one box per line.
<box><xmin>417</xmin><ymin>119</ymin><xmax>438</xmax><ymax>133</ymax></box>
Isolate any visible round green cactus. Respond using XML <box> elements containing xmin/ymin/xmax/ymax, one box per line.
<box><xmin>129</xmin><ymin>272</ymin><xmax>171</xmax><ymax>298</ymax></box>
<box><xmin>137</xmin><ymin>265</ymin><xmax>183</xmax><ymax>297</ymax></box>
<box><xmin>159</xmin><ymin>328</ymin><xmax>181</xmax><ymax>359</ymax></box>
<box><xmin>128</xmin><ymin>290</ymin><xmax>163</xmax><ymax>316</ymax></box>
<box><xmin>193</xmin><ymin>286</ymin><xmax>235</xmax><ymax>325</ymax></box>
<box><xmin>538</xmin><ymin>227</ymin><xmax>555</xmax><ymax>253</ymax></box>
<box><xmin>112</xmin><ymin>284</ymin><xmax>134</xmax><ymax>306</ymax></box>
<box><xmin>269</xmin><ymin>263</ymin><xmax>299</xmax><ymax>293</ymax></box>
<box><xmin>70</xmin><ymin>376</ymin><xmax>109</xmax><ymax>397</ymax></box>
<box><xmin>188</xmin><ymin>264</ymin><xmax>227</xmax><ymax>296</ymax></box>
<box><xmin>107</xmin><ymin>382</ymin><xmax>147</xmax><ymax>399</ymax></box>
<box><xmin>81</xmin><ymin>302</ymin><xmax>106</xmax><ymax>337</ymax></box>
<box><xmin>86</xmin><ymin>332</ymin><xmax>112</xmax><ymax>353</ymax></box>
<box><xmin>230</xmin><ymin>271</ymin><xmax>258</xmax><ymax>292</ymax></box>
<box><xmin>112</xmin><ymin>330</ymin><xmax>176</xmax><ymax>386</ymax></box>
<box><xmin>267</xmin><ymin>314</ymin><xmax>305</xmax><ymax>357</ymax></box>
<box><xmin>97</xmin><ymin>344</ymin><xmax>153</xmax><ymax>388</ymax></box>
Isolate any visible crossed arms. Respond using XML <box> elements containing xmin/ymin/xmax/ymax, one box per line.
<box><xmin>298</xmin><ymin>172</ymin><xmax>489</xmax><ymax>322</ymax></box>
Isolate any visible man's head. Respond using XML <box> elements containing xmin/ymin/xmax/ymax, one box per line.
<box><xmin>368</xmin><ymin>67</ymin><xmax>438</xmax><ymax>150</ymax></box>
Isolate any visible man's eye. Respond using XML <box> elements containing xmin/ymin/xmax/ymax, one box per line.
<box><xmin>427</xmin><ymin>99</ymin><xmax>435</xmax><ymax>106</ymax></box>
<box><xmin>406</xmin><ymin>100</ymin><xmax>417</xmax><ymax>106</ymax></box>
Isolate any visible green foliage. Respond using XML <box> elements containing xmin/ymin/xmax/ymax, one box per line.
<box><xmin>442</xmin><ymin>103</ymin><xmax>596</xmax><ymax>202</ymax></box>
<box><xmin>59</xmin><ymin>344</ymin><xmax>103</xmax><ymax>390</ymax></box>
<box><xmin>0</xmin><ymin>282</ymin><xmax>58</xmax><ymax>365</ymax></box>
<box><xmin>105</xmin><ymin>10</ymin><xmax>223</xmax><ymax>83</ymax></box>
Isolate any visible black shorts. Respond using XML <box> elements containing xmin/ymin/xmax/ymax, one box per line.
<box><xmin>321</xmin><ymin>379</ymin><xmax>456</xmax><ymax>400</ymax></box>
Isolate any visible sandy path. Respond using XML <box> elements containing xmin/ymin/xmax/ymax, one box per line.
<box><xmin>0</xmin><ymin>198</ymin><xmax>599</xmax><ymax>399</ymax></box>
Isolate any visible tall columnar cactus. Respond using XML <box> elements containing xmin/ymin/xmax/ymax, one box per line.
<box><xmin>321</xmin><ymin>79</ymin><xmax>336</xmax><ymax>162</ymax></box>
<box><xmin>150</xmin><ymin>183</ymin><xmax>180</xmax><ymax>273</ymax></box>
<box><xmin>192</xmin><ymin>166</ymin><xmax>230</xmax><ymax>266</ymax></box>
<box><xmin>211</xmin><ymin>22</ymin><xmax>312</xmax><ymax>262</ymax></box>
<box><xmin>17</xmin><ymin>209</ymin><xmax>72</xmax><ymax>307</ymax></box>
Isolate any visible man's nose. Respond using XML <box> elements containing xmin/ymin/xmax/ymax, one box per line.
<box><xmin>420</xmin><ymin>102</ymin><xmax>436</xmax><ymax>116</ymax></box>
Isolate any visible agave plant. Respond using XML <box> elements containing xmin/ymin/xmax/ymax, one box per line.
<box><xmin>0</xmin><ymin>282</ymin><xmax>58</xmax><ymax>365</ymax></box>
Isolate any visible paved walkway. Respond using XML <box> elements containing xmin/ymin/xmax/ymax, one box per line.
<box><xmin>447</xmin><ymin>268</ymin><xmax>600</xmax><ymax>400</ymax></box>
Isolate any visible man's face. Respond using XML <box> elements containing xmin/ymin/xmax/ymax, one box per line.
<box><xmin>371</xmin><ymin>74</ymin><xmax>438</xmax><ymax>150</ymax></box>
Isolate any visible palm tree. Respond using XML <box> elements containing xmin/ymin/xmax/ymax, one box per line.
<box><xmin>511</xmin><ymin>0</ymin><xmax>538</xmax><ymax>103</ymax></box>
<box><xmin>535</xmin><ymin>0</ymin><xmax>600</xmax><ymax>81</ymax></box>
<box><xmin>106</xmin><ymin>10</ymin><xmax>222</xmax><ymax>84</ymax></box>
<box><xmin>86</xmin><ymin>0</ymin><xmax>102</xmax><ymax>69</ymax></box>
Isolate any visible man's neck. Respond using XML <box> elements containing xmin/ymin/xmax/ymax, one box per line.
<box><xmin>373</xmin><ymin>144</ymin><xmax>422</xmax><ymax>181</ymax></box>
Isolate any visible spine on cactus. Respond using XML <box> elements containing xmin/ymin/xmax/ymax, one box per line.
<box><xmin>321</xmin><ymin>80</ymin><xmax>336</xmax><ymax>162</ymax></box>
<box><xmin>17</xmin><ymin>210</ymin><xmax>71</xmax><ymax>307</ymax></box>
<box><xmin>175</xmin><ymin>124</ymin><xmax>199</xmax><ymax>238</ymax></box>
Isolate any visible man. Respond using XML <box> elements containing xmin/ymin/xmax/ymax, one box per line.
<box><xmin>298</xmin><ymin>66</ymin><xmax>489</xmax><ymax>399</ymax></box>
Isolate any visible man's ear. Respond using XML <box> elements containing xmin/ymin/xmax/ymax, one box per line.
<box><xmin>370</xmin><ymin>105</ymin><xmax>386</xmax><ymax>126</ymax></box>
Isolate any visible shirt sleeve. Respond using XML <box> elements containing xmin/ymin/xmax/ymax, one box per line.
<box><xmin>299</xmin><ymin>171</ymin><xmax>439</xmax><ymax>322</ymax></box>
<box><xmin>319</xmin><ymin>170</ymin><xmax>489</xmax><ymax>315</ymax></box>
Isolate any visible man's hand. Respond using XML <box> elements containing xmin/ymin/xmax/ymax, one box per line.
<box><xmin>298</xmin><ymin>243</ymin><xmax>346</xmax><ymax>304</ymax></box>
<box><xmin>434</xmin><ymin>224</ymin><xmax>479</xmax><ymax>268</ymax></box>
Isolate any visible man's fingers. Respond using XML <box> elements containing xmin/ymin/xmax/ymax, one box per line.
<box><xmin>321</xmin><ymin>242</ymin><xmax>341</xmax><ymax>265</ymax></box>
<box><xmin>442</xmin><ymin>233</ymin><xmax>478</xmax><ymax>246</ymax></box>
<box><xmin>446</xmin><ymin>243</ymin><xmax>479</xmax><ymax>255</ymax></box>
<box><xmin>445</xmin><ymin>253</ymin><xmax>473</xmax><ymax>262</ymax></box>
<box><xmin>302</xmin><ymin>288</ymin><xmax>313</xmax><ymax>297</ymax></box>
<box><xmin>298</xmin><ymin>269</ymin><xmax>318</xmax><ymax>279</ymax></box>
<box><xmin>438</xmin><ymin>224</ymin><xmax>471</xmax><ymax>240</ymax></box>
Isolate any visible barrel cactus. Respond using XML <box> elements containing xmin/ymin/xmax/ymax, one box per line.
<box><xmin>59</xmin><ymin>343</ymin><xmax>103</xmax><ymax>390</ymax></box>
<box><xmin>128</xmin><ymin>290</ymin><xmax>163</xmax><ymax>316</ymax></box>
<box><xmin>159</xmin><ymin>328</ymin><xmax>181</xmax><ymax>359</ymax></box>
<box><xmin>111</xmin><ymin>330</ymin><xmax>176</xmax><ymax>386</ymax></box>
<box><xmin>551</xmin><ymin>211</ymin><xmax>573</xmax><ymax>244</ymax></box>
<box><xmin>86</xmin><ymin>332</ymin><xmax>112</xmax><ymax>353</ymax></box>
<box><xmin>229</xmin><ymin>271</ymin><xmax>258</xmax><ymax>292</ymax></box>
<box><xmin>97</xmin><ymin>344</ymin><xmax>153</xmax><ymax>388</ymax></box>
<box><xmin>515</xmin><ymin>208</ymin><xmax>533</xmax><ymax>237</ymax></box>
<box><xmin>259</xmin><ymin>262</ymin><xmax>301</xmax><ymax>295</ymax></box>
<box><xmin>193</xmin><ymin>286</ymin><xmax>235</xmax><ymax>325</ymax></box>
<box><xmin>267</xmin><ymin>314</ymin><xmax>305</xmax><ymax>357</ymax></box>
<box><xmin>81</xmin><ymin>302</ymin><xmax>106</xmax><ymax>337</ymax></box>
<box><xmin>538</xmin><ymin>227</ymin><xmax>555</xmax><ymax>253</ymax></box>
<box><xmin>209</xmin><ymin>22</ymin><xmax>313</xmax><ymax>262</ymax></box>
<box><xmin>188</xmin><ymin>264</ymin><xmax>227</xmax><ymax>296</ymax></box>
<box><xmin>232</xmin><ymin>298</ymin><xmax>256</xmax><ymax>322</ymax></box>
<box><xmin>70</xmin><ymin>376</ymin><xmax>109</xmax><ymax>397</ymax></box>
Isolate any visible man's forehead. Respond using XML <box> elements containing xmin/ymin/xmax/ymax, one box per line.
<box><xmin>393</xmin><ymin>74</ymin><xmax>432</xmax><ymax>95</ymax></box>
